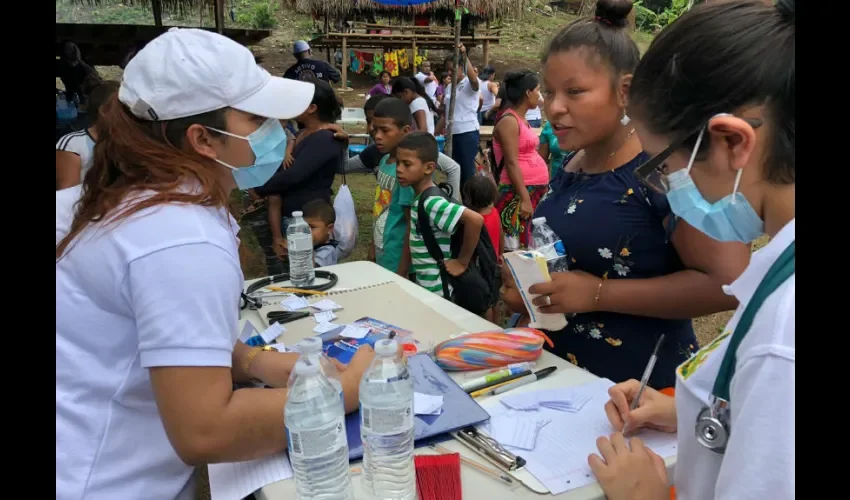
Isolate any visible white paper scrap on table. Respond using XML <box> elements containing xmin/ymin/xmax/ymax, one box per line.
<box><xmin>339</xmin><ymin>325</ymin><xmax>370</xmax><ymax>339</ymax></box>
<box><xmin>280</xmin><ymin>295</ymin><xmax>311</xmax><ymax>311</ymax></box>
<box><xmin>258</xmin><ymin>322</ymin><xmax>286</xmax><ymax>344</ymax></box>
<box><xmin>500</xmin><ymin>382</ymin><xmax>598</xmax><ymax>413</ymax></box>
<box><xmin>311</xmin><ymin>298</ymin><xmax>343</xmax><ymax>311</ymax></box>
<box><xmin>313</xmin><ymin>322</ymin><xmax>339</xmax><ymax>334</ymax></box>
<box><xmin>413</xmin><ymin>392</ymin><xmax>444</xmax><ymax>416</ymax></box>
<box><xmin>238</xmin><ymin>321</ymin><xmax>259</xmax><ymax>343</ymax></box>
<box><xmin>481</xmin><ymin>378</ymin><xmax>678</xmax><ymax>495</ymax></box>
<box><xmin>484</xmin><ymin>413</ymin><xmax>551</xmax><ymax>451</ymax></box>
<box><xmin>208</xmin><ymin>452</ymin><xmax>293</xmax><ymax>500</ymax></box>
<box><xmin>314</xmin><ymin>311</ymin><xmax>338</xmax><ymax>323</ymax></box>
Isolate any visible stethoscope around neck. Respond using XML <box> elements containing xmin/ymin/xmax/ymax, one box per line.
<box><xmin>695</xmin><ymin>241</ymin><xmax>795</xmax><ymax>454</ymax></box>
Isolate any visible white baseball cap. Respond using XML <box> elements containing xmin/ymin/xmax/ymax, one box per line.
<box><xmin>119</xmin><ymin>28</ymin><xmax>315</xmax><ymax>121</ymax></box>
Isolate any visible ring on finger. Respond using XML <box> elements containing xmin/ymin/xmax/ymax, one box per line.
<box><xmin>543</xmin><ymin>295</ymin><xmax>552</xmax><ymax>306</ymax></box>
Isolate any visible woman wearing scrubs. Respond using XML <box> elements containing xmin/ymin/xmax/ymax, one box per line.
<box><xmin>56</xmin><ymin>29</ymin><xmax>375</xmax><ymax>500</ymax></box>
<box><xmin>586</xmin><ymin>2</ymin><xmax>795</xmax><ymax>499</ymax></box>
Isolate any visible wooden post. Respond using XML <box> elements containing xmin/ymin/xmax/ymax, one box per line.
<box><xmin>152</xmin><ymin>0</ymin><xmax>163</xmax><ymax>27</ymax></box>
<box><xmin>325</xmin><ymin>16</ymin><xmax>332</xmax><ymax>63</ymax></box>
<box><xmin>445</xmin><ymin>7</ymin><xmax>462</xmax><ymax>157</ymax></box>
<box><xmin>483</xmin><ymin>19</ymin><xmax>490</xmax><ymax>66</ymax></box>
<box><xmin>341</xmin><ymin>35</ymin><xmax>348</xmax><ymax>90</ymax></box>
<box><xmin>412</xmin><ymin>37</ymin><xmax>418</xmax><ymax>74</ymax></box>
<box><xmin>214</xmin><ymin>0</ymin><xmax>225</xmax><ymax>34</ymax></box>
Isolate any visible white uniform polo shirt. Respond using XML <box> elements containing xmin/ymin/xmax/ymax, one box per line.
<box><xmin>443</xmin><ymin>77</ymin><xmax>481</xmax><ymax>136</ymax></box>
<box><xmin>674</xmin><ymin>219</ymin><xmax>795</xmax><ymax>499</ymax></box>
<box><xmin>56</xmin><ymin>192</ymin><xmax>243</xmax><ymax>500</ymax></box>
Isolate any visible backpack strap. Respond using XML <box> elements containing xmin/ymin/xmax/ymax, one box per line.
<box><xmin>415</xmin><ymin>186</ymin><xmax>452</xmax><ymax>298</ymax></box>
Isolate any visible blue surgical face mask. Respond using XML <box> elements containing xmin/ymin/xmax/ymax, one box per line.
<box><xmin>665</xmin><ymin>125</ymin><xmax>764</xmax><ymax>243</ymax></box>
<box><xmin>208</xmin><ymin>118</ymin><xmax>287</xmax><ymax>190</ymax></box>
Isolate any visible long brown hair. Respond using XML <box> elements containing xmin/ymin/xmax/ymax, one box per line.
<box><xmin>56</xmin><ymin>94</ymin><xmax>230</xmax><ymax>259</ymax></box>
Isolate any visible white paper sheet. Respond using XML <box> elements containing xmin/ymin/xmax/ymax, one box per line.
<box><xmin>483</xmin><ymin>379</ymin><xmax>678</xmax><ymax>495</ymax></box>
<box><xmin>500</xmin><ymin>380</ymin><xmax>599</xmax><ymax>413</ymax></box>
<box><xmin>313</xmin><ymin>322</ymin><xmax>339</xmax><ymax>334</ymax></box>
<box><xmin>314</xmin><ymin>311</ymin><xmax>338</xmax><ymax>323</ymax></box>
<box><xmin>311</xmin><ymin>298</ymin><xmax>343</xmax><ymax>312</ymax></box>
<box><xmin>484</xmin><ymin>413</ymin><xmax>551</xmax><ymax>450</ymax></box>
<box><xmin>413</xmin><ymin>392</ymin><xmax>444</xmax><ymax>415</ymax></box>
<box><xmin>339</xmin><ymin>325</ymin><xmax>370</xmax><ymax>339</ymax></box>
<box><xmin>238</xmin><ymin>321</ymin><xmax>259</xmax><ymax>343</ymax></box>
<box><xmin>258</xmin><ymin>322</ymin><xmax>286</xmax><ymax>344</ymax></box>
<box><xmin>208</xmin><ymin>453</ymin><xmax>293</xmax><ymax>500</ymax></box>
<box><xmin>267</xmin><ymin>343</ymin><xmax>286</xmax><ymax>352</ymax></box>
<box><xmin>281</xmin><ymin>295</ymin><xmax>310</xmax><ymax>311</ymax></box>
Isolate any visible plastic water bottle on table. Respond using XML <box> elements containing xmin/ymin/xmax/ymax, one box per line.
<box><xmin>291</xmin><ymin>336</ymin><xmax>343</xmax><ymax>404</ymax></box>
<box><xmin>285</xmin><ymin>356</ymin><xmax>354</xmax><ymax>500</ymax></box>
<box><xmin>359</xmin><ymin>339</ymin><xmax>416</xmax><ymax>500</ymax></box>
<box><xmin>288</xmin><ymin>211</ymin><xmax>315</xmax><ymax>286</ymax></box>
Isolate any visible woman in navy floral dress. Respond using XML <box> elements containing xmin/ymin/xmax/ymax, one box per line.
<box><xmin>528</xmin><ymin>7</ymin><xmax>751</xmax><ymax>389</ymax></box>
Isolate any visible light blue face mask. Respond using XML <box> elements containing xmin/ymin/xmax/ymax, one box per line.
<box><xmin>209</xmin><ymin>118</ymin><xmax>287</xmax><ymax>190</ymax></box>
<box><xmin>665</xmin><ymin>125</ymin><xmax>764</xmax><ymax>243</ymax></box>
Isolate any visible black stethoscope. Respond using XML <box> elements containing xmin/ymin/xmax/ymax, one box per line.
<box><xmin>239</xmin><ymin>270</ymin><xmax>339</xmax><ymax>310</ymax></box>
<box><xmin>695</xmin><ymin>241</ymin><xmax>795</xmax><ymax>453</ymax></box>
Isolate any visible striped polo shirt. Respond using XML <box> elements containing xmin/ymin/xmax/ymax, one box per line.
<box><xmin>410</xmin><ymin>193</ymin><xmax>465</xmax><ymax>296</ymax></box>
<box><xmin>56</xmin><ymin>129</ymin><xmax>96</xmax><ymax>182</ymax></box>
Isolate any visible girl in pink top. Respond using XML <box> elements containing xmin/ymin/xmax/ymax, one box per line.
<box><xmin>492</xmin><ymin>70</ymin><xmax>549</xmax><ymax>250</ymax></box>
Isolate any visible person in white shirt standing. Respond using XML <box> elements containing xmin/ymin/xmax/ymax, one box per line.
<box><xmin>575</xmin><ymin>1</ymin><xmax>795</xmax><ymax>499</ymax></box>
<box><xmin>55</xmin><ymin>80</ymin><xmax>119</xmax><ymax>189</ymax></box>
<box><xmin>414</xmin><ymin>60</ymin><xmax>439</xmax><ymax>101</ymax></box>
<box><xmin>477</xmin><ymin>66</ymin><xmax>499</xmax><ymax>125</ymax></box>
<box><xmin>56</xmin><ymin>28</ymin><xmax>376</xmax><ymax>500</ymax></box>
<box><xmin>392</xmin><ymin>76</ymin><xmax>438</xmax><ymax>136</ymax></box>
<box><xmin>438</xmin><ymin>43</ymin><xmax>481</xmax><ymax>187</ymax></box>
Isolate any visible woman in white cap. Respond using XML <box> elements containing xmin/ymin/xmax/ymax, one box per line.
<box><xmin>56</xmin><ymin>28</ymin><xmax>375</xmax><ymax>500</ymax></box>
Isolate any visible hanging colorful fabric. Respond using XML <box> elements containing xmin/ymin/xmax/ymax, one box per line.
<box><xmin>397</xmin><ymin>49</ymin><xmax>409</xmax><ymax>70</ymax></box>
<box><xmin>372</xmin><ymin>52</ymin><xmax>384</xmax><ymax>76</ymax></box>
<box><xmin>385</xmin><ymin>52</ymin><xmax>399</xmax><ymax>77</ymax></box>
<box><xmin>349</xmin><ymin>50</ymin><xmax>360</xmax><ymax>74</ymax></box>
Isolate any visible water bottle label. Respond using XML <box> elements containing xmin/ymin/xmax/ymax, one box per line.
<box><xmin>360</xmin><ymin>404</ymin><xmax>414</xmax><ymax>436</ymax></box>
<box><xmin>288</xmin><ymin>417</ymin><xmax>347</xmax><ymax>460</ymax></box>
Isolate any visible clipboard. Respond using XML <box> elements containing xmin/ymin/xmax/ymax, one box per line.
<box><xmin>344</xmin><ymin>353</ymin><xmax>491</xmax><ymax>461</ymax></box>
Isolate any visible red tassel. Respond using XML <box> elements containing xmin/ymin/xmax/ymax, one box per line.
<box><xmin>415</xmin><ymin>453</ymin><xmax>462</xmax><ymax>500</ymax></box>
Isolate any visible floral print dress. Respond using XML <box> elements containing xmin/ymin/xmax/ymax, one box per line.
<box><xmin>533</xmin><ymin>152</ymin><xmax>698</xmax><ymax>389</ymax></box>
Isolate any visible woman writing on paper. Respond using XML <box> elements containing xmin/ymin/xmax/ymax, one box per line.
<box><xmin>56</xmin><ymin>29</ymin><xmax>375</xmax><ymax>500</ymax></box>
<box><xmin>587</xmin><ymin>2</ymin><xmax>795</xmax><ymax>499</ymax></box>
<box><xmin>527</xmin><ymin>0</ymin><xmax>750</xmax><ymax>390</ymax></box>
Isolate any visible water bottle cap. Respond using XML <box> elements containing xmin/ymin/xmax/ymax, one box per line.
<box><xmin>375</xmin><ymin>338</ymin><xmax>399</xmax><ymax>357</ymax></box>
<box><xmin>294</xmin><ymin>358</ymin><xmax>320</xmax><ymax>375</ymax></box>
<box><xmin>292</xmin><ymin>211</ymin><xmax>303</xmax><ymax>217</ymax></box>
<box><xmin>297</xmin><ymin>336</ymin><xmax>322</xmax><ymax>354</ymax></box>
<box><xmin>532</xmin><ymin>217</ymin><xmax>547</xmax><ymax>225</ymax></box>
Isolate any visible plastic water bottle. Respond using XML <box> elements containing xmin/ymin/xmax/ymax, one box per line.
<box><xmin>359</xmin><ymin>339</ymin><xmax>416</xmax><ymax>500</ymax></box>
<box><xmin>288</xmin><ymin>211</ymin><xmax>315</xmax><ymax>286</ymax></box>
<box><xmin>531</xmin><ymin>217</ymin><xmax>569</xmax><ymax>273</ymax></box>
<box><xmin>285</xmin><ymin>357</ymin><xmax>354</xmax><ymax>500</ymax></box>
<box><xmin>292</xmin><ymin>337</ymin><xmax>344</xmax><ymax>404</ymax></box>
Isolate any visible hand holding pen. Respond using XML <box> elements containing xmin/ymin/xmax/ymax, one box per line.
<box><xmin>604</xmin><ymin>336</ymin><xmax>677</xmax><ymax>435</ymax></box>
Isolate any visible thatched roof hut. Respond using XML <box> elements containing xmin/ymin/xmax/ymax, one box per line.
<box><xmin>290</xmin><ymin>0</ymin><xmax>529</xmax><ymax>23</ymax></box>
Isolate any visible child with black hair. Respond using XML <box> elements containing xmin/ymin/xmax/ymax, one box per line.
<box><xmin>395</xmin><ymin>131</ymin><xmax>484</xmax><ymax>298</ymax></box>
<box><xmin>392</xmin><ymin>76</ymin><xmax>438</xmax><ymax>135</ymax></box>
<box><xmin>302</xmin><ymin>199</ymin><xmax>340</xmax><ymax>267</ymax></box>
<box><xmin>369</xmin><ymin>98</ymin><xmax>461</xmax><ymax>270</ymax></box>
<box><xmin>462</xmin><ymin>175</ymin><xmax>503</xmax><ymax>263</ymax></box>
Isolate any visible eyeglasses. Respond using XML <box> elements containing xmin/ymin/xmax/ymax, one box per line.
<box><xmin>634</xmin><ymin>117</ymin><xmax>763</xmax><ymax>194</ymax></box>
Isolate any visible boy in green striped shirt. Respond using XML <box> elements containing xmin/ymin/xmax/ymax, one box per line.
<box><xmin>396</xmin><ymin>132</ymin><xmax>484</xmax><ymax>297</ymax></box>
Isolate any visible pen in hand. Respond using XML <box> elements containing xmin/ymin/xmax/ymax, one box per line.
<box><xmin>623</xmin><ymin>334</ymin><xmax>665</xmax><ymax>435</ymax></box>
